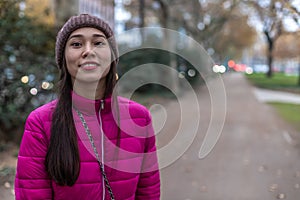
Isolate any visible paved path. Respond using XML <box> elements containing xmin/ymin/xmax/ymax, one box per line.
<box><xmin>254</xmin><ymin>88</ymin><xmax>300</xmax><ymax>105</ymax></box>
<box><xmin>157</xmin><ymin>73</ymin><xmax>300</xmax><ymax>200</ymax></box>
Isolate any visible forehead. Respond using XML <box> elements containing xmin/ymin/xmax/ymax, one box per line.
<box><xmin>69</xmin><ymin>27</ymin><xmax>106</xmax><ymax>38</ymax></box>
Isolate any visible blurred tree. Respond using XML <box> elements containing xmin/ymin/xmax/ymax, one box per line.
<box><xmin>139</xmin><ymin>0</ymin><xmax>145</xmax><ymax>28</ymax></box>
<box><xmin>119</xmin><ymin>0</ymin><xmax>258</xmax><ymax>95</ymax></box>
<box><xmin>123</xmin><ymin>0</ymin><xmax>181</xmax><ymax>93</ymax></box>
<box><xmin>123</xmin><ymin>0</ymin><xmax>257</xmax><ymax>63</ymax></box>
<box><xmin>244</xmin><ymin>0</ymin><xmax>299</xmax><ymax>78</ymax></box>
<box><xmin>214</xmin><ymin>13</ymin><xmax>257</xmax><ymax>60</ymax></box>
<box><xmin>24</xmin><ymin>0</ymin><xmax>55</xmax><ymax>26</ymax></box>
<box><xmin>53</xmin><ymin>0</ymin><xmax>78</xmax><ymax>27</ymax></box>
<box><xmin>274</xmin><ymin>31</ymin><xmax>300</xmax><ymax>85</ymax></box>
<box><xmin>287</xmin><ymin>0</ymin><xmax>300</xmax><ymax>26</ymax></box>
<box><xmin>0</xmin><ymin>0</ymin><xmax>56</xmax><ymax>142</ymax></box>
<box><xmin>287</xmin><ymin>1</ymin><xmax>300</xmax><ymax>85</ymax></box>
<box><xmin>274</xmin><ymin>31</ymin><xmax>300</xmax><ymax>59</ymax></box>
<box><xmin>199</xmin><ymin>1</ymin><xmax>257</xmax><ymax>62</ymax></box>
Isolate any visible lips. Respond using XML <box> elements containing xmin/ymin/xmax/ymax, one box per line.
<box><xmin>79</xmin><ymin>62</ymin><xmax>99</xmax><ymax>70</ymax></box>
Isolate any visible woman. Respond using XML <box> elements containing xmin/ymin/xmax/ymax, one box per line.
<box><xmin>15</xmin><ymin>14</ymin><xmax>160</xmax><ymax>200</ymax></box>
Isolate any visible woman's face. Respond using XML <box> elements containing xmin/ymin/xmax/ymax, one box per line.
<box><xmin>64</xmin><ymin>27</ymin><xmax>112</xmax><ymax>84</ymax></box>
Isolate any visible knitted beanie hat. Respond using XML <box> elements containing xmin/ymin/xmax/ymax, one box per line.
<box><xmin>55</xmin><ymin>14</ymin><xmax>118</xmax><ymax>69</ymax></box>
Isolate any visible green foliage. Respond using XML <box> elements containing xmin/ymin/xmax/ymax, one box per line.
<box><xmin>130</xmin><ymin>85</ymin><xmax>176</xmax><ymax>108</ymax></box>
<box><xmin>269</xmin><ymin>102</ymin><xmax>300</xmax><ymax>132</ymax></box>
<box><xmin>118</xmin><ymin>47</ymin><xmax>170</xmax><ymax>93</ymax></box>
<box><xmin>246</xmin><ymin>73</ymin><xmax>300</xmax><ymax>93</ymax></box>
<box><xmin>118</xmin><ymin>48</ymin><xmax>170</xmax><ymax>75</ymax></box>
<box><xmin>118</xmin><ymin>46</ymin><xmax>201</xmax><ymax>93</ymax></box>
<box><xmin>0</xmin><ymin>0</ymin><xmax>57</xmax><ymax>141</ymax></box>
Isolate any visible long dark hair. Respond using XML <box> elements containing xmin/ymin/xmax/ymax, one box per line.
<box><xmin>45</xmin><ymin>51</ymin><xmax>119</xmax><ymax>186</ymax></box>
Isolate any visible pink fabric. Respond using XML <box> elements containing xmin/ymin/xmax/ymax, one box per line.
<box><xmin>15</xmin><ymin>93</ymin><xmax>160</xmax><ymax>200</ymax></box>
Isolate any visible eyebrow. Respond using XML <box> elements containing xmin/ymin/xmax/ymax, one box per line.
<box><xmin>68</xmin><ymin>34</ymin><xmax>107</xmax><ymax>40</ymax></box>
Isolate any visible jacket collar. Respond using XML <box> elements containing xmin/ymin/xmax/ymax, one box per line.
<box><xmin>71</xmin><ymin>91</ymin><xmax>111</xmax><ymax>115</ymax></box>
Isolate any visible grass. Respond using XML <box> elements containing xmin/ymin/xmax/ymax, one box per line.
<box><xmin>246</xmin><ymin>72</ymin><xmax>300</xmax><ymax>94</ymax></box>
<box><xmin>268</xmin><ymin>102</ymin><xmax>300</xmax><ymax>132</ymax></box>
<box><xmin>246</xmin><ymin>72</ymin><xmax>300</xmax><ymax>132</ymax></box>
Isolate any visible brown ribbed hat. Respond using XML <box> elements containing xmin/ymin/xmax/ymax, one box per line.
<box><xmin>55</xmin><ymin>14</ymin><xmax>118</xmax><ymax>69</ymax></box>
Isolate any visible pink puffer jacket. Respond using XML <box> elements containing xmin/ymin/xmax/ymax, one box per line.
<box><xmin>15</xmin><ymin>92</ymin><xmax>160</xmax><ymax>200</ymax></box>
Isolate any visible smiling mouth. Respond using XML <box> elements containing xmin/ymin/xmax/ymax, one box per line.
<box><xmin>79</xmin><ymin>63</ymin><xmax>99</xmax><ymax>70</ymax></box>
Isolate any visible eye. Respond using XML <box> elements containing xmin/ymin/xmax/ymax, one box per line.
<box><xmin>95</xmin><ymin>42</ymin><xmax>103</xmax><ymax>46</ymax></box>
<box><xmin>95</xmin><ymin>40</ymin><xmax>107</xmax><ymax>47</ymax></box>
<box><xmin>70</xmin><ymin>42</ymin><xmax>82</xmax><ymax>47</ymax></box>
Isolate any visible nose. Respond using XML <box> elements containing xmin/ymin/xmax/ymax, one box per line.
<box><xmin>82</xmin><ymin>43</ymin><xmax>95</xmax><ymax>58</ymax></box>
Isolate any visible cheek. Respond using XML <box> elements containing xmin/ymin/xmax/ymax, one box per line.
<box><xmin>103</xmin><ymin>50</ymin><xmax>112</xmax><ymax>64</ymax></box>
<box><xmin>100</xmin><ymin>52</ymin><xmax>112</xmax><ymax>78</ymax></box>
<box><xmin>103</xmin><ymin>52</ymin><xmax>112</xmax><ymax>72</ymax></box>
<box><xmin>64</xmin><ymin>51</ymin><xmax>78</xmax><ymax>76</ymax></box>
<box><xmin>65</xmin><ymin>50</ymin><xmax>77</xmax><ymax>65</ymax></box>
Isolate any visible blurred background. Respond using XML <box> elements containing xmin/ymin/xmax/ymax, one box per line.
<box><xmin>0</xmin><ymin>0</ymin><xmax>300</xmax><ymax>199</ymax></box>
<box><xmin>1</xmin><ymin>0</ymin><xmax>299</xmax><ymax>142</ymax></box>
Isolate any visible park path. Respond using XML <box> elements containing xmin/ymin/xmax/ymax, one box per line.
<box><xmin>254</xmin><ymin>88</ymin><xmax>300</xmax><ymax>104</ymax></box>
<box><xmin>158</xmin><ymin>72</ymin><xmax>300</xmax><ymax>200</ymax></box>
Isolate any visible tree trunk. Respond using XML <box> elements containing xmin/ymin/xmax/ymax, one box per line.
<box><xmin>156</xmin><ymin>0</ymin><xmax>168</xmax><ymax>28</ymax></box>
<box><xmin>267</xmin><ymin>48</ymin><xmax>273</xmax><ymax>78</ymax></box>
<box><xmin>139</xmin><ymin>0</ymin><xmax>145</xmax><ymax>42</ymax></box>
<box><xmin>264</xmin><ymin>31</ymin><xmax>274</xmax><ymax>78</ymax></box>
<box><xmin>139</xmin><ymin>0</ymin><xmax>145</xmax><ymax>28</ymax></box>
<box><xmin>155</xmin><ymin>0</ymin><xmax>179</xmax><ymax>93</ymax></box>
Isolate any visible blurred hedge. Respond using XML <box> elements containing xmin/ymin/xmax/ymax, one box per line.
<box><xmin>0</xmin><ymin>0</ymin><xmax>57</xmax><ymax>142</ymax></box>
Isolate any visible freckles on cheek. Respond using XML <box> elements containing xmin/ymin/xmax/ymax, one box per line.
<box><xmin>64</xmin><ymin>52</ymin><xmax>78</xmax><ymax>77</ymax></box>
<box><xmin>65</xmin><ymin>52</ymin><xmax>74</xmax><ymax>64</ymax></box>
<box><xmin>65</xmin><ymin>51</ymin><xmax>77</xmax><ymax>65</ymax></box>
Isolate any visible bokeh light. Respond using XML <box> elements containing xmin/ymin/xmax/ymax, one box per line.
<box><xmin>30</xmin><ymin>88</ymin><xmax>38</xmax><ymax>95</ymax></box>
<box><xmin>21</xmin><ymin>76</ymin><xmax>29</xmax><ymax>84</ymax></box>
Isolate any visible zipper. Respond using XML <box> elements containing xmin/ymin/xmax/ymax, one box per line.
<box><xmin>98</xmin><ymin>106</ymin><xmax>105</xmax><ymax>200</ymax></box>
<box><xmin>101</xmin><ymin>99</ymin><xmax>105</xmax><ymax>110</ymax></box>
<box><xmin>74</xmin><ymin>106</ymin><xmax>114</xmax><ymax>200</ymax></box>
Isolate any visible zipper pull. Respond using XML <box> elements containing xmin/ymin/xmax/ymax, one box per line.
<box><xmin>101</xmin><ymin>99</ymin><xmax>104</xmax><ymax>110</ymax></box>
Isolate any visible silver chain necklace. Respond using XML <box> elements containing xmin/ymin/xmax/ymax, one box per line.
<box><xmin>74</xmin><ymin>107</ymin><xmax>115</xmax><ymax>200</ymax></box>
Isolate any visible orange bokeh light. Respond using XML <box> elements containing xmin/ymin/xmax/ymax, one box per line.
<box><xmin>228</xmin><ymin>60</ymin><xmax>235</xmax><ymax>68</ymax></box>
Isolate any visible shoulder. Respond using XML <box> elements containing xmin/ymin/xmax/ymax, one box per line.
<box><xmin>117</xmin><ymin>96</ymin><xmax>151</xmax><ymax>121</ymax></box>
<box><xmin>25</xmin><ymin>100</ymin><xmax>57</xmax><ymax>131</ymax></box>
<box><xmin>28</xmin><ymin>100</ymin><xmax>57</xmax><ymax>120</ymax></box>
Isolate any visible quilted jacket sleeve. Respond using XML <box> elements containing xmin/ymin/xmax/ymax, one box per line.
<box><xmin>15</xmin><ymin>109</ymin><xmax>52</xmax><ymax>200</ymax></box>
<box><xmin>135</xmin><ymin>111</ymin><xmax>160</xmax><ymax>200</ymax></box>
